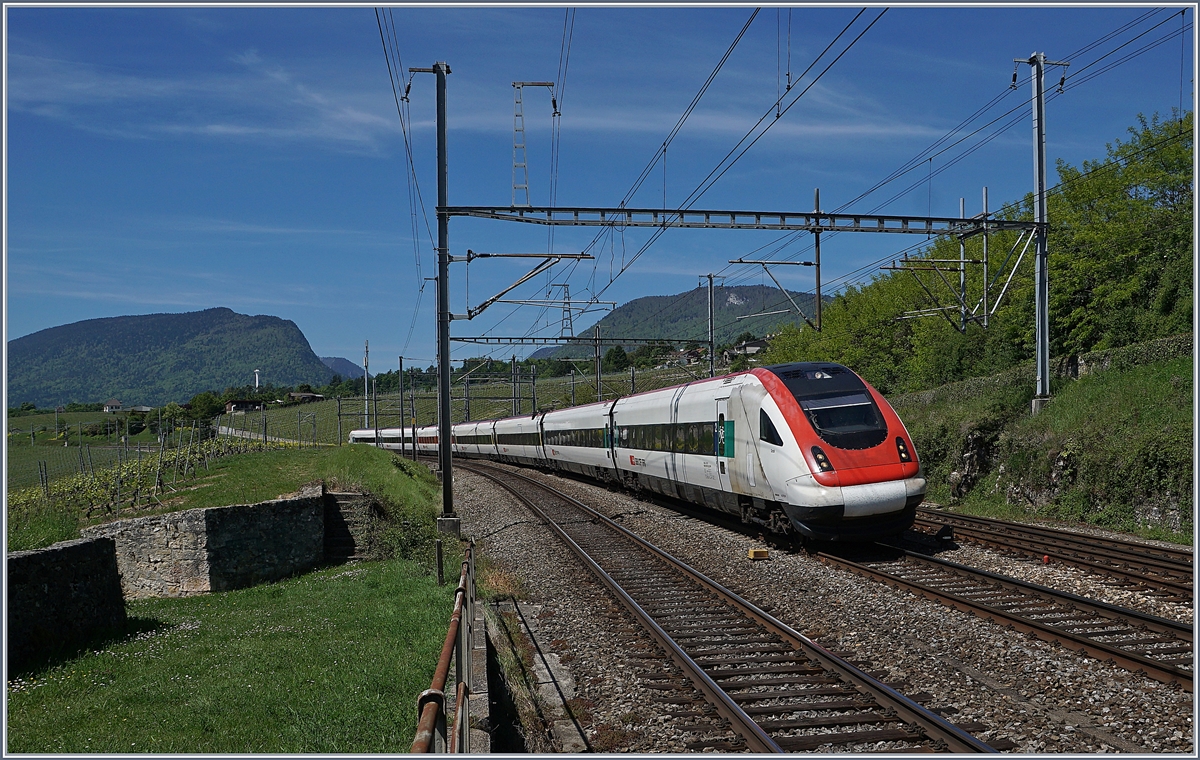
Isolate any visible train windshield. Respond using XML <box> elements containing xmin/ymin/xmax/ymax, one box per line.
<box><xmin>766</xmin><ymin>363</ymin><xmax>889</xmax><ymax>450</ymax></box>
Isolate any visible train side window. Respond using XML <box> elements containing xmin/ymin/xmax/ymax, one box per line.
<box><xmin>718</xmin><ymin>414</ymin><xmax>725</xmax><ymax>456</ymax></box>
<box><xmin>760</xmin><ymin>409</ymin><xmax>784</xmax><ymax>446</ymax></box>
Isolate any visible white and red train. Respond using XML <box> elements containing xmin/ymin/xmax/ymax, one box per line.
<box><xmin>350</xmin><ymin>362</ymin><xmax>925</xmax><ymax>542</ymax></box>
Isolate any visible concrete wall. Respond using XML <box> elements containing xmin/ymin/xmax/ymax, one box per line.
<box><xmin>7</xmin><ymin>537</ymin><xmax>127</xmax><ymax>670</ymax></box>
<box><xmin>82</xmin><ymin>483</ymin><xmax>325</xmax><ymax>598</ymax></box>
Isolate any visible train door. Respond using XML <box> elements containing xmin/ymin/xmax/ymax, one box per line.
<box><xmin>668</xmin><ymin>385</ymin><xmax>688</xmax><ymax>485</ymax></box>
<box><xmin>716</xmin><ymin>396</ymin><xmax>733</xmax><ymax>493</ymax></box>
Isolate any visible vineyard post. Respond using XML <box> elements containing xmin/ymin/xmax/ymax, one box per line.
<box><xmin>187</xmin><ymin>422</ymin><xmax>196</xmax><ymax>478</ymax></box>
<box><xmin>173</xmin><ymin>427</ymin><xmax>182</xmax><ymax>484</ymax></box>
<box><xmin>154</xmin><ymin>434</ymin><xmax>165</xmax><ymax>497</ymax></box>
<box><xmin>134</xmin><ymin>444</ymin><xmax>143</xmax><ymax>509</ymax></box>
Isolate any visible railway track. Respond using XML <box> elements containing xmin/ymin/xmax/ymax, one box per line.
<box><xmin>460</xmin><ymin>460</ymin><xmax>998</xmax><ymax>753</ymax></box>
<box><xmin>819</xmin><ymin>548</ymin><xmax>1193</xmax><ymax>692</ymax></box>
<box><xmin>915</xmin><ymin>510</ymin><xmax>1194</xmax><ymax>604</ymax></box>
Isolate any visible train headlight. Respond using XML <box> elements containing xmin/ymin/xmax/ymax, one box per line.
<box><xmin>896</xmin><ymin>437</ymin><xmax>911</xmax><ymax>462</ymax></box>
<box><xmin>811</xmin><ymin>446</ymin><xmax>834</xmax><ymax>472</ymax></box>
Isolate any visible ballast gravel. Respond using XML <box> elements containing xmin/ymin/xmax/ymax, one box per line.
<box><xmin>454</xmin><ymin>464</ymin><xmax>1194</xmax><ymax>754</ymax></box>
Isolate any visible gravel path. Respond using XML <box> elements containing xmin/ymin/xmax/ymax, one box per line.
<box><xmin>454</xmin><ymin>463</ymin><xmax>1194</xmax><ymax>753</ymax></box>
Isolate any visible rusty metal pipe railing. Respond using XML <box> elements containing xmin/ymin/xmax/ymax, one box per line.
<box><xmin>411</xmin><ymin>543</ymin><xmax>474</xmax><ymax>753</ymax></box>
<box><xmin>449</xmin><ymin>681</ymin><xmax>468</xmax><ymax>752</ymax></box>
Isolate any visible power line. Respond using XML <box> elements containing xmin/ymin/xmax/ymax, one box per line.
<box><xmin>585</xmin><ymin>9</ymin><xmax>885</xmax><ymax>305</ymax></box>
<box><xmin>544</xmin><ymin>10</ymin><xmax>881</xmax><ymax>343</ymax></box>
<box><xmin>712</xmin><ymin>11</ymin><xmax>1192</xmax><ymax>297</ymax></box>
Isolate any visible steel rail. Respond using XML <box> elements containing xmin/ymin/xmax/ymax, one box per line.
<box><xmin>463</xmin><ymin>462</ymin><xmax>783</xmax><ymax>753</ymax></box>
<box><xmin>820</xmin><ymin>549</ymin><xmax>1193</xmax><ymax>692</ymax></box>
<box><xmin>463</xmin><ymin>460</ymin><xmax>997</xmax><ymax>753</ymax></box>
<box><xmin>914</xmin><ymin>514</ymin><xmax>1193</xmax><ymax>600</ymax></box>
<box><xmin>918</xmin><ymin>509</ymin><xmax>1195</xmax><ymax>568</ymax></box>
<box><xmin>924</xmin><ymin>522</ymin><xmax>1194</xmax><ymax>596</ymax></box>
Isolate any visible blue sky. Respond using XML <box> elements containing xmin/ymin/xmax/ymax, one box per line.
<box><xmin>4</xmin><ymin>3</ymin><xmax>1194</xmax><ymax>376</ymax></box>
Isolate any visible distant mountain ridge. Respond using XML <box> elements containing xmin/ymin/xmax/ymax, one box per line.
<box><xmin>7</xmin><ymin>308</ymin><xmax>335</xmax><ymax>407</ymax></box>
<box><xmin>530</xmin><ymin>284</ymin><xmax>824</xmax><ymax>359</ymax></box>
<box><xmin>321</xmin><ymin>356</ymin><xmax>366</xmax><ymax>379</ymax></box>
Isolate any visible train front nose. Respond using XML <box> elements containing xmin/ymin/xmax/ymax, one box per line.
<box><xmin>783</xmin><ymin>473</ymin><xmax>926</xmax><ymax>541</ymax></box>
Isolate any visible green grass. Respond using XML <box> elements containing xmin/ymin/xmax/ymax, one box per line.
<box><xmin>9</xmin><ymin>444</ymin><xmax>445</xmax><ymax>562</ymax></box>
<box><xmin>6</xmin><ymin>557</ymin><xmax>456</xmax><ymax>753</ymax></box>
<box><xmin>895</xmin><ymin>356</ymin><xmax>1193</xmax><ymax>544</ymax></box>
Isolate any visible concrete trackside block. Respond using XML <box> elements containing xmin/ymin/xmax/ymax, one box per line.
<box><xmin>469</xmin><ymin>595</ymin><xmax>491</xmax><ymax>753</ymax></box>
<box><xmin>488</xmin><ymin>601</ymin><xmax>588</xmax><ymax>753</ymax></box>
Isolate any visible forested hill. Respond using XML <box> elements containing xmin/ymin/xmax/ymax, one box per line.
<box><xmin>534</xmin><ymin>284</ymin><xmax>822</xmax><ymax>359</ymax></box>
<box><xmin>763</xmin><ymin>112</ymin><xmax>1193</xmax><ymax>395</ymax></box>
<box><xmin>7</xmin><ymin>308</ymin><xmax>335</xmax><ymax>407</ymax></box>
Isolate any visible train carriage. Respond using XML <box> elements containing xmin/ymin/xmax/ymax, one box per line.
<box><xmin>452</xmin><ymin>420</ymin><xmax>494</xmax><ymax>458</ymax></box>
<box><xmin>348</xmin><ymin>426</ymin><xmax>419</xmax><ymax>454</ymax></box>
<box><xmin>415</xmin><ymin>425</ymin><xmax>439</xmax><ymax>456</ymax></box>
<box><xmin>612</xmin><ymin>382</ymin><xmax>689</xmax><ymax>502</ymax></box>
<box><xmin>492</xmin><ymin>414</ymin><xmax>544</xmax><ymax>466</ymax></box>
<box><xmin>350</xmin><ymin>361</ymin><xmax>924</xmax><ymax>542</ymax></box>
<box><xmin>541</xmin><ymin>400</ymin><xmax>617</xmax><ymax>481</ymax></box>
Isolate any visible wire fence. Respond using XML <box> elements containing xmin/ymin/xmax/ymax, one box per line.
<box><xmin>5</xmin><ymin>423</ymin><xmax>298</xmax><ymax>522</ymax></box>
<box><xmin>273</xmin><ymin>362</ymin><xmax>720</xmax><ymax>446</ymax></box>
<box><xmin>5</xmin><ymin>362</ymin><xmax>720</xmax><ymax>514</ymax></box>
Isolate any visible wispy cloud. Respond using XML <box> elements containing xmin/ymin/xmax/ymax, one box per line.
<box><xmin>7</xmin><ymin>50</ymin><xmax>400</xmax><ymax>152</ymax></box>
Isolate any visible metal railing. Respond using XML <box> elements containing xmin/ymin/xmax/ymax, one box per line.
<box><xmin>411</xmin><ymin>542</ymin><xmax>475</xmax><ymax>753</ymax></box>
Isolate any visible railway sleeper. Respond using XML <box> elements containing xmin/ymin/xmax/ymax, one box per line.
<box><xmin>664</xmin><ymin>625</ymin><xmax>763</xmax><ymax>636</ymax></box>
<box><xmin>693</xmin><ymin>652</ymin><xmax>812</xmax><ymax>665</ymax></box>
<box><xmin>739</xmin><ymin>698</ymin><xmax>871</xmax><ymax>714</ymax></box>
<box><xmin>771</xmin><ymin>727</ymin><xmax>925</xmax><ymax>751</ymax></box>
<box><xmin>1091</xmin><ymin>634</ymin><xmax>1180</xmax><ymax>646</ymax></box>
<box><xmin>714</xmin><ymin>674</ymin><xmax>842</xmax><ymax>688</ymax></box>
<box><xmin>670</xmin><ymin>633</ymin><xmax>781</xmax><ymax>645</ymax></box>
<box><xmin>757</xmin><ymin>712</ymin><xmax>903</xmax><ymax>731</ymax></box>
<box><xmin>687</xmin><ymin>643</ymin><xmax>793</xmax><ymax>657</ymax></box>
<box><xmin>707</xmin><ymin>663</ymin><xmax>828</xmax><ymax>677</ymax></box>
<box><xmin>729</xmin><ymin>687</ymin><xmax>862</xmax><ymax>702</ymax></box>
<box><xmin>1129</xmin><ymin>644</ymin><xmax>1192</xmax><ymax>656</ymax></box>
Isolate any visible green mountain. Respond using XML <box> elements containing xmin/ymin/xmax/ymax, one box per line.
<box><xmin>7</xmin><ymin>308</ymin><xmax>335</xmax><ymax>407</ymax></box>
<box><xmin>532</xmin><ymin>284</ymin><xmax>823</xmax><ymax>359</ymax></box>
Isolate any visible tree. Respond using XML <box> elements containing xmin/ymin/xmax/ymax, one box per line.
<box><xmin>188</xmin><ymin>391</ymin><xmax>223</xmax><ymax>420</ymax></box>
<box><xmin>603</xmin><ymin>346</ymin><xmax>630</xmax><ymax>372</ymax></box>
<box><xmin>629</xmin><ymin>341</ymin><xmax>673</xmax><ymax>368</ymax></box>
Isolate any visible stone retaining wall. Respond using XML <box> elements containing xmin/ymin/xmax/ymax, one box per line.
<box><xmin>7</xmin><ymin>537</ymin><xmax>127</xmax><ymax>671</ymax></box>
<box><xmin>82</xmin><ymin>483</ymin><xmax>325</xmax><ymax>598</ymax></box>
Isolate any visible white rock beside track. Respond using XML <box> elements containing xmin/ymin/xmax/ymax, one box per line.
<box><xmin>454</xmin><ymin>463</ymin><xmax>1193</xmax><ymax>754</ymax></box>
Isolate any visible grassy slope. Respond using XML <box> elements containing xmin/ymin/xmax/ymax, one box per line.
<box><xmin>7</xmin><ymin>444</ymin><xmax>455</xmax><ymax>753</ymax></box>
<box><xmin>8</xmin><ymin>444</ymin><xmax>440</xmax><ymax>554</ymax></box>
<box><xmin>894</xmin><ymin>355</ymin><xmax>1193</xmax><ymax>542</ymax></box>
<box><xmin>6</xmin><ymin>559</ymin><xmax>453</xmax><ymax>753</ymax></box>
